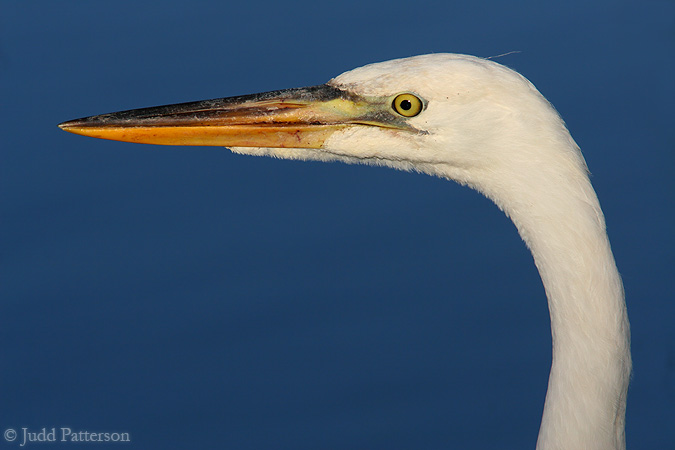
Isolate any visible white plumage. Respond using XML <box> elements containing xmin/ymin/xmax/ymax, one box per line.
<box><xmin>60</xmin><ymin>53</ymin><xmax>632</xmax><ymax>449</ymax></box>
<box><xmin>235</xmin><ymin>54</ymin><xmax>632</xmax><ymax>450</ymax></box>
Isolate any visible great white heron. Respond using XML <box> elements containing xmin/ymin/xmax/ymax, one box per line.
<box><xmin>59</xmin><ymin>54</ymin><xmax>631</xmax><ymax>450</ymax></box>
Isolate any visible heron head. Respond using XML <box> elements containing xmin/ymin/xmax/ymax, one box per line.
<box><xmin>59</xmin><ymin>54</ymin><xmax>577</xmax><ymax>187</ymax></box>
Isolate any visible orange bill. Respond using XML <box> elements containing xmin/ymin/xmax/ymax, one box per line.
<box><xmin>58</xmin><ymin>84</ymin><xmax>417</xmax><ymax>149</ymax></box>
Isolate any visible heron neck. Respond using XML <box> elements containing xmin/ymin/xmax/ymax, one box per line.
<box><xmin>467</xmin><ymin>153</ymin><xmax>631</xmax><ymax>449</ymax></box>
<box><xmin>526</xmin><ymin>196</ymin><xmax>629</xmax><ymax>450</ymax></box>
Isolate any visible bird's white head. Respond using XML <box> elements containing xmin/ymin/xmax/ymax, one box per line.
<box><xmin>59</xmin><ymin>54</ymin><xmax>586</xmax><ymax>203</ymax></box>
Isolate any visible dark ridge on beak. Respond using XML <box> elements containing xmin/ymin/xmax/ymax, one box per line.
<box><xmin>59</xmin><ymin>84</ymin><xmax>350</xmax><ymax>129</ymax></box>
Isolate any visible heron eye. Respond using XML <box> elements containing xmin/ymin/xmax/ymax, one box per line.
<box><xmin>392</xmin><ymin>93</ymin><xmax>423</xmax><ymax>117</ymax></box>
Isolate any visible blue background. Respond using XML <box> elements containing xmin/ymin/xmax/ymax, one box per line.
<box><xmin>1</xmin><ymin>1</ymin><xmax>673</xmax><ymax>448</ymax></box>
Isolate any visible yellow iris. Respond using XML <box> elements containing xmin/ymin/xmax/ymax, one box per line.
<box><xmin>392</xmin><ymin>93</ymin><xmax>423</xmax><ymax>117</ymax></box>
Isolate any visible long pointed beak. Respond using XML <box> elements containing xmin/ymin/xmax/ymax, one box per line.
<box><xmin>58</xmin><ymin>84</ymin><xmax>414</xmax><ymax>149</ymax></box>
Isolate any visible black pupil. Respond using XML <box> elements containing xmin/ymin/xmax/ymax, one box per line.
<box><xmin>400</xmin><ymin>99</ymin><xmax>412</xmax><ymax>110</ymax></box>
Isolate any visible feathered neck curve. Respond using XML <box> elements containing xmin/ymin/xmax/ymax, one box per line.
<box><xmin>445</xmin><ymin>125</ymin><xmax>632</xmax><ymax>449</ymax></box>
<box><xmin>368</xmin><ymin>55</ymin><xmax>635</xmax><ymax>449</ymax></box>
